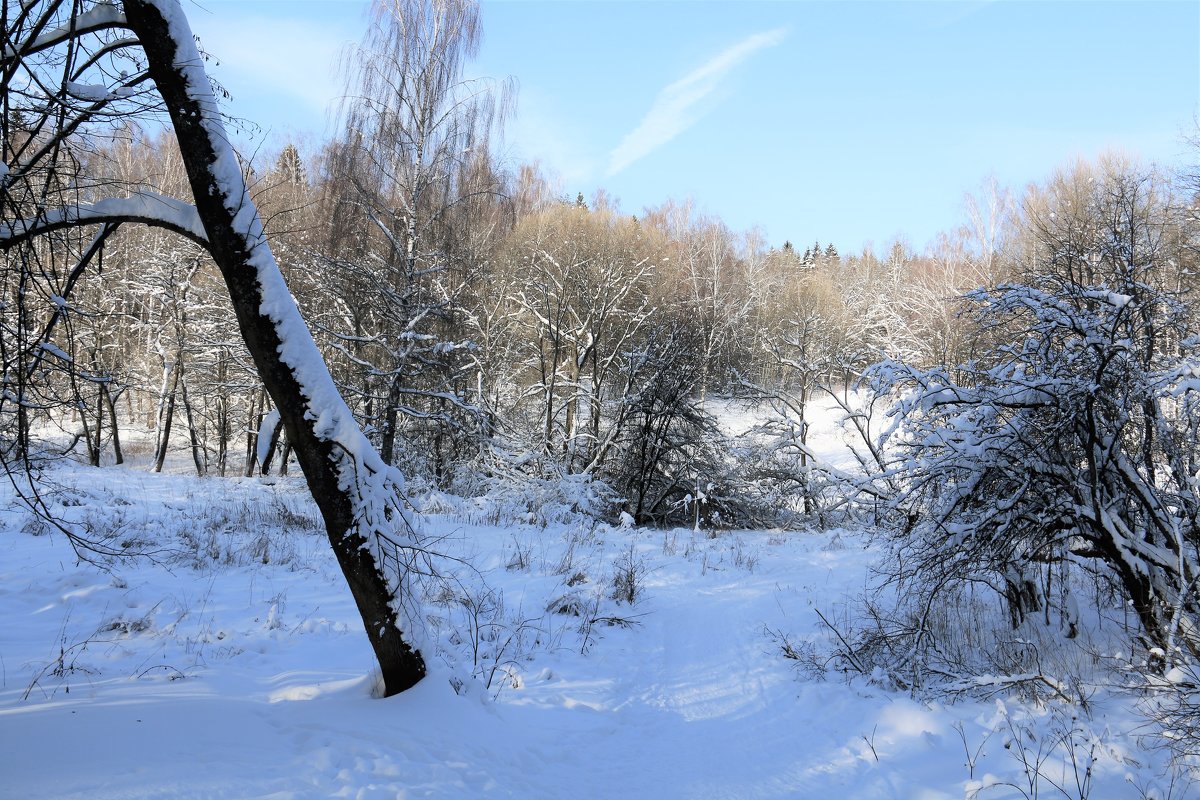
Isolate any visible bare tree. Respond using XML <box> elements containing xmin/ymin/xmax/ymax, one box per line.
<box><xmin>322</xmin><ymin>0</ymin><xmax>513</xmax><ymax>474</ymax></box>
<box><xmin>499</xmin><ymin>201</ymin><xmax>662</xmax><ymax>474</ymax></box>
<box><xmin>753</xmin><ymin>255</ymin><xmax>852</xmax><ymax>516</ymax></box>
<box><xmin>643</xmin><ymin>199</ymin><xmax>761</xmax><ymax>407</ymax></box>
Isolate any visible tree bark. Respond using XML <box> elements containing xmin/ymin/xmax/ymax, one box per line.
<box><xmin>259</xmin><ymin>415</ymin><xmax>283</xmax><ymax>476</ymax></box>
<box><xmin>180</xmin><ymin>371</ymin><xmax>205</xmax><ymax>476</ymax></box>
<box><xmin>91</xmin><ymin>367</ymin><xmax>104</xmax><ymax>467</ymax></box>
<box><xmin>244</xmin><ymin>390</ymin><xmax>262</xmax><ymax>478</ymax></box>
<box><xmin>124</xmin><ymin>0</ymin><xmax>425</xmax><ymax>696</ymax></box>
<box><xmin>153</xmin><ymin>364</ymin><xmax>178</xmax><ymax>474</ymax></box>
<box><xmin>380</xmin><ymin>373</ymin><xmax>402</xmax><ymax>466</ymax></box>
<box><xmin>214</xmin><ymin>355</ymin><xmax>228</xmax><ymax>475</ymax></box>
<box><xmin>101</xmin><ymin>383</ymin><xmax>124</xmax><ymax>465</ymax></box>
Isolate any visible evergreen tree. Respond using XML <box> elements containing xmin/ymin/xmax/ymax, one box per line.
<box><xmin>274</xmin><ymin>143</ymin><xmax>306</xmax><ymax>188</ymax></box>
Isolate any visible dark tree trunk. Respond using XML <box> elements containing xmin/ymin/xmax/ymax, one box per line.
<box><xmin>125</xmin><ymin>0</ymin><xmax>425</xmax><ymax>696</ymax></box>
<box><xmin>379</xmin><ymin>374</ymin><xmax>402</xmax><ymax>466</ymax></box>
<box><xmin>101</xmin><ymin>383</ymin><xmax>124</xmax><ymax>465</ymax></box>
<box><xmin>78</xmin><ymin>409</ymin><xmax>98</xmax><ymax>466</ymax></box>
<box><xmin>259</xmin><ymin>415</ymin><xmax>283</xmax><ymax>476</ymax></box>
<box><xmin>180</xmin><ymin>372</ymin><xmax>205</xmax><ymax>476</ymax></box>
<box><xmin>244</xmin><ymin>390</ymin><xmax>262</xmax><ymax>478</ymax></box>
<box><xmin>215</xmin><ymin>355</ymin><xmax>228</xmax><ymax>476</ymax></box>
<box><xmin>153</xmin><ymin>365</ymin><xmax>178</xmax><ymax>474</ymax></box>
<box><xmin>91</xmin><ymin>369</ymin><xmax>103</xmax><ymax>467</ymax></box>
<box><xmin>1004</xmin><ymin>572</ymin><xmax>1042</xmax><ymax>630</ymax></box>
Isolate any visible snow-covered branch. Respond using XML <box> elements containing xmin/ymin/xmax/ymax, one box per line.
<box><xmin>0</xmin><ymin>192</ymin><xmax>207</xmax><ymax>249</ymax></box>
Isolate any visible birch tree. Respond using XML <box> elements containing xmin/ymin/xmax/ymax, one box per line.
<box><xmin>322</xmin><ymin>0</ymin><xmax>512</xmax><ymax>474</ymax></box>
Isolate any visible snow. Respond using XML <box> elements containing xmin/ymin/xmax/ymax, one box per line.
<box><xmin>0</xmin><ymin>440</ymin><xmax>1186</xmax><ymax>798</ymax></box>
<box><xmin>709</xmin><ymin>391</ymin><xmax>862</xmax><ymax>472</ymax></box>
<box><xmin>2</xmin><ymin>3</ymin><xmax>1191</xmax><ymax>791</ymax></box>
<box><xmin>1</xmin><ymin>2</ymin><xmax>126</xmax><ymax>60</ymax></box>
<box><xmin>37</xmin><ymin>341</ymin><xmax>71</xmax><ymax>362</ymax></box>
<box><xmin>1082</xmin><ymin>289</ymin><xmax>1134</xmax><ymax>309</ymax></box>
<box><xmin>256</xmin><ymin>408</ymin><xmax>281</xmax><ymax>468</ymax></box>
<box><xmin>63</xmin><ymin>81</ymin><xmax>114</xmax><ymax>102</ymax></box>
<box><xmin>0</xmin><ymin>192</ymin><xmax>207</xmax><ymax>244</ymax></box>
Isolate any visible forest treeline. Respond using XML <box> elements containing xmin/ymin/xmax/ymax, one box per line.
<box><xmin>14</xmin><ymin>107</ymin><xmax>1197</xmax><ymax>527</ymax></box>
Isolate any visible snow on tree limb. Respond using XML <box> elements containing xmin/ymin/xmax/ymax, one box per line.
<box><xmin>0</xmin><ymin>192</ymin><xmax>207</xmax><ymax>248</ymax></box>
<box><xmin>0</xmin><ymin>1</ymin><xmax>128</xmax><ymax>61</ymax></box>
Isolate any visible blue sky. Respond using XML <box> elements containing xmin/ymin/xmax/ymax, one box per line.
<box><xmin>188</xmin><ymin>1</ymin><xmax>1199</xmax><ymax>253</ymax></box>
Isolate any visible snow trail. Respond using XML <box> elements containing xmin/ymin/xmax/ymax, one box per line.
<box><xmin>475</xmin><ymin>539</ymin><xmax>886</xmax><ymax>799</ymax></box>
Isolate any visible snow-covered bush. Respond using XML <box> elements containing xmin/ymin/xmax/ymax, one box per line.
<box><xmin>452</xmin><ymin>468</ymin><xmax>618</xmax><ymax>528</ymax></box>
<box><xmin>732</xmin><ymin>413</ymin><xmax>846</xmax><ymax>528</ymax></box>
<box><xmin>870</xmin><ymin>275</ymin><xmax>1200</xmax><ymax>665</ymax></box>
<box><xmin>854</xmin><ymin>162</ymin><xmax>1200</xmax><ymax>716</ymax></box>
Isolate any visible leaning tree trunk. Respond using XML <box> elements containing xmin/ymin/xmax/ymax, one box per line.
<box><xmin>124</xmin><ymin>0</ymin><xmax>426</xmax><ymax>696</ymax></box>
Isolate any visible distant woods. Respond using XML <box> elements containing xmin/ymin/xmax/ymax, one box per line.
<box><xmin>14</xmin><ymin>107</ymin><xmax>1197</xmax><ymax>524</ymax></box>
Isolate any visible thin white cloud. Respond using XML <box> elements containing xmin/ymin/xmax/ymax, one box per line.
<box><xmin>606</xmin><ymin>28</ymin><xmax>787</xmax><ymax>177</ymax></box>
<box><xmin>189</xmin><ymin>11</ymin><xmax>357</xmax><ymax>133</ymax></box>
<box><xmin>505</xmin><ymin>90</ymin><xmax>601</xmax><ymax>189</ymax></box>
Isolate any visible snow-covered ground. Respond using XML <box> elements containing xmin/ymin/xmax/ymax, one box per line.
<box><xmin>0</xmin><ymin>398</ymin><xmax>1189</xmax><ymax>798</ymax></box>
